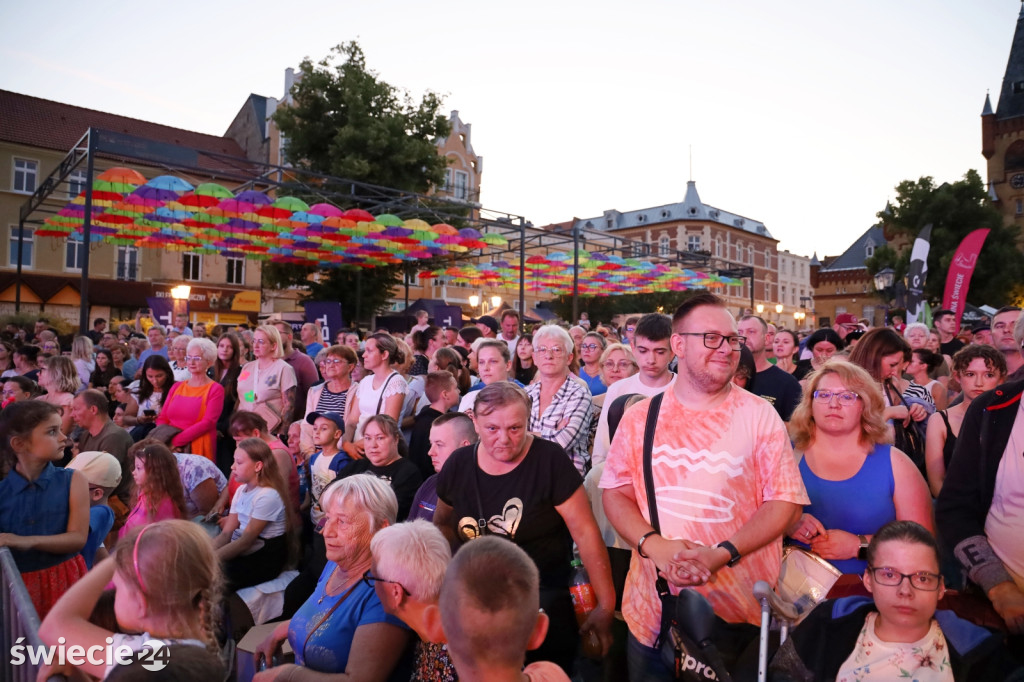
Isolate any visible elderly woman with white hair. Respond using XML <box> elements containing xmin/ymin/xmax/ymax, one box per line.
<box><xmin>254</xmin><ymin>475</ymin><xmax>412</xmax><ymax>681</ymax></box>
<box><xmin>155</xmin><ymin>337</ymin><xmax>224</xmax><ymax>461</ymax></box>
<box><xmin>369</xmin><ymin>520</ymin><xmax>454</xmax><ymax>680</ymax></box>
<box><xmin>904</xmin><ymin>321</ymin><xmax>951</xmax><ymax>386</ymax></box>
<box><xmin>526</xmin><ymin>324</ymin><xmax>594</xmax><ymax>476</ymax></box>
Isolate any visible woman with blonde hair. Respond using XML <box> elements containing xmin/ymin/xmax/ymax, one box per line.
<box><xmin>591</xmin><ymin>343</ymin><xmax>638</xmax><ymax>412</ymax></box>
<box><xmin>787</xmin><ymin>361</ymin><xmax>933</xmax><ymax>574</ymax></box>
<box><xmin>70</xmin><ymin>336</ymin><xmax>95</xmax><ymax>388</ymax></box>
<box><xmin>237</xmin><ymin>325</ymin><xmax>297</xmax><ymax>438</ymax></box>
<box><xmin>38</xmin><ymin>355</ymin><xmax>80</xmax><ymax>437</ymax></box>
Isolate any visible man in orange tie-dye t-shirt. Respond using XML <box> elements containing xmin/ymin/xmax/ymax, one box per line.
<box><xmin>601</xmin><ymin>293</ymin><xmax>808</xmax><ymax>679</ymax></box>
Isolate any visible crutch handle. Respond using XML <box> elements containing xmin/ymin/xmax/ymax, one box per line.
<box><xmin>753</xmin><ymin>580</ymin><xmax>799</xmax><ymax>622</ymax></box>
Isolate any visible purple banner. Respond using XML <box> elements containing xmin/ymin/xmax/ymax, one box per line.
<box><xmin>303</xmin><ymin>301</ymin><xmax>344</xmax><ymax>346</ymax></box>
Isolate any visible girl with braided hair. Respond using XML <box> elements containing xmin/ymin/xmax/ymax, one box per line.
<box><xmin>39</xmin><ymin>519</ymin><xmax>223</xmax><ymax>679</ymax></box>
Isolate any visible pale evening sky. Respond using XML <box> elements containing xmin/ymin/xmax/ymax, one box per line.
<box><xmin>0</xmin><ymin>0</ymin><xmax>1018</xmax><ymax>259</ymax></box>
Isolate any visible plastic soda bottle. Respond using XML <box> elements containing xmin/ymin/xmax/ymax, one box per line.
<box><xmin>569</xmin><ymin>558</ymin><xmax>602</xmax><ymax>659</ymax></box>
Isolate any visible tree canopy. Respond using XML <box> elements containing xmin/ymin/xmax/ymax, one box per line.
<box><xmin>872</xmin><ymin>170</ymin><xmax>1024</xmax><ymax>308</ymax></box>
<box><xmin>263</xmin><ymin>42</ymin><xmax>453</xmax><ymax>323</ymax></box>
<box><xmin>273</xmin><ymin>41</ymin><xmax>451</xmax><ymax>192</ymax></box>
<box><xmin>547</xmin><ymin>290</ymin><xmax>704</xmax><ymax>323</ymax></box>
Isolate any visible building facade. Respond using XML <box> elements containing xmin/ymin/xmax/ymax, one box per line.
<box><xmin>811</xmin><ymin>225</ymin><xmax>886</xmax><ymax>328</ymax></box>
<box><xmin>776</xmin><ymin>249</ymin><xmax>815</xmax><ymax>330</ymax></box>
<box><xmin>571</xmin><ymin>181</ymin><xmax>782</xmax><ymax>316</ymax></box>
<box><xmin>0</xmin><ymin>90</ymin><xmax>262</xmax><ymax>326</ymax></box>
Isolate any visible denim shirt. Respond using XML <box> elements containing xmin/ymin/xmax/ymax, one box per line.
<box><xmin>0</xmin><ymin>463</ymin><xmax>77</xmax><ymax>572</ymax></box>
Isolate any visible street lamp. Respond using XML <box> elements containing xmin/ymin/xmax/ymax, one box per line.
<box><xmin>873</xmin><ymin>268</ymin><xmax>896</xmax><ymax>326</ymax></box>
<box><xmin>775</xmin><ymin>304</ymin><xmax>783</xmax><ymax>314</ymax></box>
<box><xmin>469</xmin><ymin>294</ymin><xmax>480</xmax><ymax>308</ymax></box>
<box><xmin>490</xmin><ymin>295</ymin><xmax>502</xmax><ymax>310</ymax></box>
<box><xmin>756</xmin><ymin>304</ymin><xmax>764</xmax><ymax>314</ymax></box>
<box><xmin>794</xmin><ymin>311</ymin><xmax>806</xmax><ymax>327</ymax></box>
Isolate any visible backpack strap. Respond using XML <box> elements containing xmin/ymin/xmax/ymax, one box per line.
<box><xmin>641</xmin><ymin>392</ymin><xmax>669</xmax><ymax>597</ymax></box>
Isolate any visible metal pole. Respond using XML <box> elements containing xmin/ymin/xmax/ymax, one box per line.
<box><xmin>518</xmin><ymin>219</ymin><xmax>526</xmax><ymax>330</ymax></box>
<box><xmin>572</xmin><ymin>224</ymin><xmax>580</xmax><ymax>324</ymax></box>
<box><xmin>403</xmin><ymin>266</ymin><xmax>409</xmax><ymax>311</ymax></box>
<box><xmin>15</xmin><ymin>218</ymin><xmax>24</xmax><ymax>313</ymax></box>
<box><xmin>750</xmin><ymin>271</ymin><xmax>755</xmax><ymax>313</ymax></box>
<box><xmin>79</xmin><ymin>129</ymin><xmax>96</xmax><ymax>333</ymax></box>
<box><xmin>356</xmin><ymin>269</ymin><xmax>362</xmax><ymax>326</ymax></box>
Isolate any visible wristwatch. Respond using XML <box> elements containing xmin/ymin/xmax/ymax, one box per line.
<box><xmin>716</xmin><ymin>540</ymin><xmax>741</xmax><ymax>567</ymax></box>
<box><xmin>857</xmin><ymin>534</ymin><xmax>869</xmax><ymax>561</ymax></box>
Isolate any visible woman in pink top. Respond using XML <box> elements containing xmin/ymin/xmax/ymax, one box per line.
<box><xmin>156</xmin><ymin>337</ymin><xmax>224</xmax><ymax>461</ymax></box>
<box><xmin>118</xmin><ymin>442</ymin><xmax>186</xmax><ymax>542</ymax></box>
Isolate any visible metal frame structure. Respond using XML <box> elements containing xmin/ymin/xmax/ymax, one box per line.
<box><xmin>17</xmin><ymin>128</ymin><xmax>756</xmax><ymax>330</ymax></box>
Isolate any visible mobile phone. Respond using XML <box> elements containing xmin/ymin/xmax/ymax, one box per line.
<box><xmin>144</xmin><ymin>409</ymin><xmax>156</xmax><ymax>417</ymax></box>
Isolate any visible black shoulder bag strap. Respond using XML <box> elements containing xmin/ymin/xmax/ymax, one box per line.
<box><xmin>642</xmin><ymin>392</ymin><xmax>669</xmax><ymax>597</ymax></box>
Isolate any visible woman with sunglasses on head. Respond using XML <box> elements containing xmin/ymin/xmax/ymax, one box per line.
<box><xmin>770</xmin><ymin>520</ymin><xmax>1020</xmax><ymax>681</ymax></box>
<box><xmin>253</xmin><ymin>475</ymin><xmax>411</xmax><ymax>681</ymax></box>
<box><xmin>786</xmin><ymin>361</ymin><xmax>933</xmax><ymax>575</ymax></box>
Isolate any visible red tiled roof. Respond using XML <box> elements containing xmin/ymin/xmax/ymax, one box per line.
<box><xmin>0</xmin><ymin>90</ymin><xmax>247</xmax><ymax>168</ymax></box>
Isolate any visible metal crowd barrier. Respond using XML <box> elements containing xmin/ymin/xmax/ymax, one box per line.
<box><xmin>1</xmin><ymin>548</ymin><xmax>65</xmax><ymax>682</ymax></box>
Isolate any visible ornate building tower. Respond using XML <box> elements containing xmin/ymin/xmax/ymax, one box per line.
<box><xmin>982</xmin><ymin>4</ymin><xmax>1024</xmax><ymax>231</ymax></box>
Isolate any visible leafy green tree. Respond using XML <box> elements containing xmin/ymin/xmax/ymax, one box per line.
<box><xmin>274</xmin><ymin>42</ymin><xmax>451</xmax><ymax>191</ymax></box>
<box><xmin>878</xmin><ymin>170</ymin><xmax>1024</xmax><ymax>307</ymax></box>
<box><xmin>264</xmin><ymin>41</ymin><xmax>453</xmax><ymax>323</ymax></box>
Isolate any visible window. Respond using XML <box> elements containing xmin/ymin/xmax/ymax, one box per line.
<box><xmin>747</xmin><ymin>246</ymin><xmax>754</xmax><ymax>264</ymax></box>
<box><xmin>13</xmin><ymin>159</ymin><xmax>38</xmax><ymax>193</ymax></box>
<box><xmin>8</xmin><ymin>225</ymin><xmax>34</xmax><ymax>268</ymax></box>
<box><xmin>632</xmin><ymin>242</ymin><xmax>646</xmax><ymax>257</ymax></box>
<box><xmin>67</xmin><ymin>170</ymin><xmax>87</xmax><ymax>198</ymax></box>
<box><xmin>452</xmin><ymin>170</ymin><xmax>469</xmax><ymax>200</ymax></box>
<box><xmin>65</xmin><ymin>234</ymin><xmax>85</xmax><ymax>271</ymax></box>
<box><xmin>226</xmin><ymin>257</ymin><xmax>245</xmax><ymax>285</ymax></box>
<box><xmin>659</xmin><ymin>236</ymin><xmax>671</xmax><ymax>256</ymax></box>
<box><xmin>865</xmin><ymin>240</ymin><xmax>875</xmax><ymax>258</ymax></box>
<box><xmin>117</xmin><ymin>246</ymin><xmax>139</xmax><ymax>281</ymax></box>
<box><xmin>182</xmin><ymin>253</ymin><xmax>202</xmax><ymax>281</ymax></box>
<box><xmin>715</xmin><ymin>239</ymin><xmax>722</xmax><ymax>257</ymax></box>
<box><xmin>688</xmin><ymin>235</ymin><xmax>701</xmax><ymax>252</ymax></box>
<box><xmin>765</xmin><ymin>249</ymin><xmax>772</xmax><ymax>269</ymax></box>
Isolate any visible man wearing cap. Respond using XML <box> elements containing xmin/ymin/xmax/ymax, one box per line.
<box><xmin>66</xmin><ymin>451</ymin><xmax>122</xmax><ymax>568</ymax></box>
<box><xmin>799</xmin><ymin>313</ymin><xmax>857</xmax><ymax>361</ymax></box>
<box><xmin>471</xmin><ymin>315</ymin><xmax>499</xmax><ymax>339</ymax></box>
<box><xmin>971</xmin><ymin>322</ymin><xmax>993</xmax><ymax>347</ymax></box>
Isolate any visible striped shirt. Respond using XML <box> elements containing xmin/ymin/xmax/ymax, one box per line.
<box><xmin>526</xmin><ymin>375</ymin><xmax>593</xmax><ymax>476</ymax></box>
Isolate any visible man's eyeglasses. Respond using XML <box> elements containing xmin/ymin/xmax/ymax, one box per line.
<box><xmin>362</xmin><ymin>570</ymin><xmax>411</xmax><ymax>595</ymax></box>
<box><xmin>676</xmin><ymin>332</ymin><xmax>746</xmax><ymax>351</ymax></box>
<box><xmin>868</xmin><ymin>566</ymin><xmax>942</xmax><ymax>591</ymax></box>
<box><xmin>533</xmin><ymin>346</ymin><xmax>565</xmax><ymax>357</ymax></box>
<box><xmin>812</xmin><ymin>389</ymin><xmax>860</xmax><ymax>406</ymax></box>
<box><xmin>580</xmin><ymin>343</ymin><xmax>601</xmax><ymax>351</ymax></box>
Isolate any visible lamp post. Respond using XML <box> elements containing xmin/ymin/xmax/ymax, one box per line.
<box><xmin>756</xmin><ymin>303</ymin><xmax>765</xmax><ymax>314</ymax></box>
<box><xmin>794</xmin><ymin>311</ymin><xmax>806</xmax><ymax>328</ymax></box>
<box><xmin>799</xmin><ymin>295</ymin><xmax>814</xmax><ymax>329</ymax></box>
<box><xmin>170</xmin><ymin>285</ymin><xmax>191</xmax><ymax>326</ymax></box>
<box><xmin>775</xmin><ymin>303</ymin><xmax>783</xmax><ymax>324</ymax></box>
<box><xmin>469</xmin><ymin>294</ymin><xmax>480</xmax><ymax>317</ymax></box>
<box><xmin>490</xmin><ymin>295</ymin><xmax>502</xmax><ymax>311</ymax></box>
<box><xmin>873</xmin><ymin>267</ymin><xmax>896</xmax><ymax>327</ymax></box>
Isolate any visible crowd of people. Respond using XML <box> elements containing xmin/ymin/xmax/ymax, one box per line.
<box><xmin>0</xmin><ymin>302</ymin><xmax>1022</xmax><ymax>680</ymax></box>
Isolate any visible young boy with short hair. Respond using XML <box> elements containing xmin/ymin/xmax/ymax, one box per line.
<box><xmin>438</xmin><ymin>537</ymin><xmax>569</xmax><ymax>682</ymax></box>
<box><xmin>408</xmin><ymin>371</ymin><xmax>460</xmax><ymax>480</ymax></box>
<box><xmin>66</xmin><ymin>451</ymin><xmax>122</xmax><ymax>569</ymax></box>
